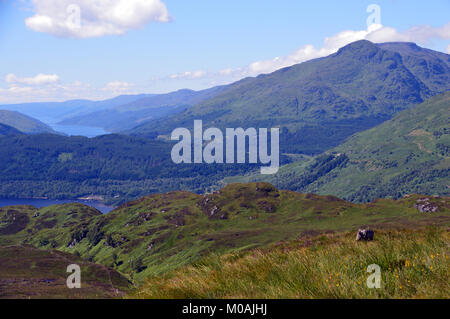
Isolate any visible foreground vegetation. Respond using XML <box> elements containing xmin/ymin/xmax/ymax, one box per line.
<box><xmin>1</xmin><ymin>183</ymin><xmax>449</xmax><ymax>286</ymax></box>
<box><xmin>0</xmin><ymin>245</ymin><xmax>131</xmax><ymax>298</ymax></box>
<box><xmin>132</xmin><ymin>228</ymin><xmax>449</xmax><ymax>299</ymax></box>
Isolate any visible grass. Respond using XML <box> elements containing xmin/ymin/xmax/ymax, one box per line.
<box><xmin>131</xmin><ymin>227</ymin><xmax>449</xmax><ymax>299</ymax></box>
<box><xmin>1</xmin><ymin>183</ymin><xmax>449</xmax><ymax>285</ymax></box>
<box><xmin>0</xmin><ymin>245</ymin><xmax>131</xmax><ymax>299</ymax></box>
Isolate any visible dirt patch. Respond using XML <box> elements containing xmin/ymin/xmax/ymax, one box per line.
<box><xmin>0</xmin><ymin>210</ymin><xmax>30</xmax><ymax>235</ymax></box>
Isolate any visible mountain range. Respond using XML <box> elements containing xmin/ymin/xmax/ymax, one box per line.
<box><xmin>0</xmin><ymin>39</ymin><xmax>449</xmax><ymax>299</ymax></box>
<box><xmin>58</xmin><ymin>86</ymin><xmax>227</xmax><ymax>132</ymax></box>
<box><xmin>130</xmin><ymin>40</ymin><xmax>450</xmax><ymax>154</ymax></box>
<box><xmin>0</xmin><ymin>40</ymin><xmax>447</xmax><ymax>204</ymax></box>
<box><xmin>0</xmin><ymin>94</ymin><xmax>155</xmax><ymax>124</ymax></box>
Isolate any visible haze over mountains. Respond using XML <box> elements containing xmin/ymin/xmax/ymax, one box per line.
<box><xmin>0</xmin><ymin>94</ymin><xmax>155</xmax><ymax>124</ymax></box>
<box><xmin>58</xmin><ymin>86</ymin><xmax>227</xmax><ymax>132</ymax></box>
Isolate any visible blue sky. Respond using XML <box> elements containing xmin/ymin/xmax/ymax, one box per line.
<box><xmin>0</xmin><ymin>0</ymin><xmax>449</xmax><ymax>103</ymax></box>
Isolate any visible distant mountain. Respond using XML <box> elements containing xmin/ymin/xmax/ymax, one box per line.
<box><xmin>130</xmin><ymin>40</ymin><xmax>450</xmax><ymax>155</ymax></box>
<box><xmin>242</xmin><ymin>91</ymin><xmax>450</xmax><ymax>201</ymax></box>
<box><xmin>0</xmin><ymin>123</ymin><xmax>23</xmax><ymax>137</ymax></box>
<box><xmin>0</xmin><ymin>94</ymin><xmax>155</xmax><ymax>124</ymax></box>
<box><xmin>59</xmin><ymin>86</ymin><xmax>228</xmax><ymax>132</ymax></box>
<box><xmin>0</xmin><ymin>110</ymin><xmax>57</xmax><ymax>134</ymax></box>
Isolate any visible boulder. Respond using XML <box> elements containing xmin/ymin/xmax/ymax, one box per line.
<box><xmin>356</xmin><ymin>228</ymin><xmax>374</xmax><ymax>241</ymax></box>
<box><xmin>414</xmin><ymin>198</ymin><xmax>439</xmax><ymax>213</ymax></box>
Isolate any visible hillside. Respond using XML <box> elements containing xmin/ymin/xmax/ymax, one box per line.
<box><xmin>0</xmin><ymin>110</ymin><xmax>57</xmax><ymax>134</ymax></box>
<box><xmin>0</xmin><ymin>123</ymin><xmax>23</xmax><ymax>137</ymax></box>
<box><xmin>0</xmin><ymin>133</ymin><xmax>264</xmax><ymax>204</ymax></box>
<box><xmin>131</xmin><ymin>40</ymin><xmax>450</xmax><ymax>155</ymax></box>
<box><xmin>133</xmin><ymin>228</ymin><xmax>449</xmax><ymax>299</ymax></box>
<box><xmin>0</xmin><ymin>245</ymin><xmax>131</xmax><ymax>298</ymax></box>
<box><xmin>59</xmin><ymin>86</ymin><xmax>227</xmax><ymax>132</ymax></box>
<box><xmin>1</xmin><ymin>183</ymin><xmax>448</xmax><ymax>285</ymax></box>
<box><xmin>235</xmin><ymin>91</ymin><xmax>449</xmax><ymax>201</ymax></box>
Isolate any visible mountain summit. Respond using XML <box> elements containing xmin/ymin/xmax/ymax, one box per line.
<box><xmin>131</xmin><ymin>40</ymin><xmax>449</xmax><ymax>154</ymax></box>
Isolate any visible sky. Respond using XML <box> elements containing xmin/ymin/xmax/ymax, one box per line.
<box><xmin>0</xmin><ymin>0</ymin><xmax>449</xmax><ymax>103</ymax></box>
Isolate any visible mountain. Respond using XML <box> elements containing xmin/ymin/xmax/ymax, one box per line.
<box><xmin>59</xmin><ymin>86</ymin><xmax>228</xmax><ymax>132</ymax></box>
<box><xmin>1</xmin><ymin>183</ymin><xmax>448</xmax><ymax>285</ymax></box>
<box><xmin>130</xmin><ymin>40</ymin><xmax>450</xmax><ymax>155</ymax></box>
<box><xmin>0</xmin><ymin>123</ymin><xmax>23</xmax><ymax>137</ymax></box>
<box><xmin>240</xmin><ymin>91</ymin><xmax>449</xmax><ymax>201</ymax></box>
<box><xmin>0</xmin><ymin>110</ymin><xmax>57</xmax><ymax>134</ymax></box>
<box><xmin>0</xmin><ymin>94</ymin><xmax>155</xmax><ymax>124</ymax></box>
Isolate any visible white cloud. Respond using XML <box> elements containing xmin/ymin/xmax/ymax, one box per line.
<box><xmin>168</xmin><ymin>23</ymin><xmax>449</xmax><ymax>83</ymax></box>
<box><xmin>25</xmin><ymin>0</ymin><xmax>171</xmax><ymax>38</ymax></box>
<box><xmin>239</xmin><ymin>23</ymin><xmax>450</xmax><ymax>77</ymax></box>
<box><xmin>5</xmin><ymin>73</ymin><xmax>60</xmax><ymax>85</ymax></box>
<box><xmin>102</xmin><ymin>81</ymin><xmax>133</xmax><ymax>93</ymax></box>
<box><xmin>366</xmin><ymin>23</ymin><xmax>450</xmax><ymax>43</ymax></box>
<box><xmin>0</xmin><ymin>77</ymin><xmax>136</xmax><ymax>104</ymax></box>
<box><xmin>169</xmin><ymin>70</ymin><xmax>207</xmax><ymax>80</ymax></box>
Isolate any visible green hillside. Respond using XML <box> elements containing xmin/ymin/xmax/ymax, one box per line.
<box><xmin>0</xmin><ymin>110</ymin><xmax>56</xmax><ymax>134</ymax></box>
<box><xmin>1</xmin><ymin>183</ymin><xmax>448</xmax><ymax>285</ymax></box>
<box><xmin>133</xmin><ymin>228</ymin><xmax>449</xmax><ymax>299</ymax></box>
<box><xmin>131</xmin><ymin>41</ymin><xmax>450</xmax><ymax>154</ymax></box>
<box><xmin>0</xmin><ymin>134</ymin><xmax>264</xmax><ymax>204</ymax></box>
<box><xmin>235</xmin><ymin>92</ymin><xmax>449</xmax><ymax>201</ymax></box>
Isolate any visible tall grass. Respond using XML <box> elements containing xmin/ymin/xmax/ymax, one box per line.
<box><xmin>131</xmin><ymin>228</ymin><xmax>449</xmax><ymax>299</ymax></box>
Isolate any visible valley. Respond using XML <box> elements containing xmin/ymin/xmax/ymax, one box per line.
<box><xmin>0</xmin><ymin>39</ymin><xmax>448</xmax><ymax>300</ymax></box>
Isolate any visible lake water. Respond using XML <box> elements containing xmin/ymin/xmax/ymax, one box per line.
<box><xmin>50</xmin><ymin>124</ymin><xmax>109</xmax><ymax>138</ymax></box>
<box><xmin>0</xmin><ymin>198</ymin><xmax>115</xmax><ymax>214</ymax></box>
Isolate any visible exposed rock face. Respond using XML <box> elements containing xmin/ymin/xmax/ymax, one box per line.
<box><xmin>356</xmin><ymin>228</ymin><xmax>374</xmax><ymax>241</ymax></box>
<box><xmin>414</xmin><ymin>198</ymin><xmax>439</xmax><ymax>213</ymax></box>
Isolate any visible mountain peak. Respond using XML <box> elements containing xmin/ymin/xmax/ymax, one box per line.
<box><xmin>336</xmin><ymin>40</ymin><xmax>378</xmax><ymax>54</ymax></box>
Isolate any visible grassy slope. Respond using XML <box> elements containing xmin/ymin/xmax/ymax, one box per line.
<box><xmin>230</xmin><ymin>92</ymin><xmax>450</xmax><ymax>201</ymax></box>
<box><xmin>131</xmin><ymin>228</ymin><xmax>449</xmax><ymax>299</ymax></box>
<box><xmin>1</xmin><ymin>183</ymin><xmax>449</xmax><ymax>285</ymax></box>
<box><xmin>0</xmin><ymin>245</ymin><xmax>131</xmax><ymax>299</ymax></box>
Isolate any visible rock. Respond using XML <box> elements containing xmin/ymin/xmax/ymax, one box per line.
<box><xmin>414</xmin><ymin>198</ymin><xmax>439</xmax><ymax>213</ymax></box>
<box><xmin>356</xmin><ymin>228</ymin><xmax>374</xmax><ymax>241</ymax></box>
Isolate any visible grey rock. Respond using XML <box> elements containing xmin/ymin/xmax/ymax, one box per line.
<box><xmin>356</xmin><ymin>228</ymin><xmax>374</xmax><ymax>241</ymax></box>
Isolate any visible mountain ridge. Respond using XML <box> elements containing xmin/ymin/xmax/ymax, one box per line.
<box><xmin>0</xmin><ymin>110</ymin><xmax>57</xmax><ymax>134</ymax></box>
<box><xmin>130</xmin><ymin>40</ymin><xmax>450</xmax><ymax>154</ymax></box>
